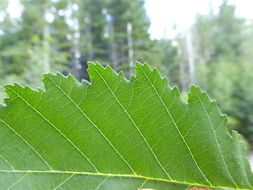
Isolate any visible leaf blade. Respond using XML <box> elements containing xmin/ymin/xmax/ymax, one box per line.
<box><xmin>0</xmin><ymin>62</ymin><xmax>252</xmax><ymax>189</ymax></box>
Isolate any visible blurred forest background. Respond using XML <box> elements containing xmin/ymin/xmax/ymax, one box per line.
<box><xmin>1</xmin><ymin>0</ymin><xmax>253</xmax><ymax>147</ymax></box>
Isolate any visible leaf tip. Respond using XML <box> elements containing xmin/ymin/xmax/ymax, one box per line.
<box><xmin>189</xmin><ymin>85</ymin><xmax>200</xmax><ymax>93</ymax></box>
<box><xmin>135</xmin><ymin>61</ymin><xmax>143</xmax><ymax>67</ymax></box>
<box><xmin>87</xmin><ymin>61</ymin><xmax>96</xmax><ymax>67</ymax></box>
<box><xmin>87</xmin><ymin>61</ymin><xmax>105</xmax><ymax>75</ymax></box>
<box><xmin>42</xmin><ymin>72</ymin><xmax>56</xmax><ymax>81</ymax></box>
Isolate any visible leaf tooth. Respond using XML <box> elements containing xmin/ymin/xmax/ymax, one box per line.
<box><xmin>87</xmin><ymin>62</ymin><xmax>104</xmax><ymax>82</ymax></box>
<box><xmin>129</xmin><ymin>75</ymin><xmax>136</xmax><ymax>82</ymax></box>
<box><xmin>136</xmin><ymin>62</ymin><xmax>169</xmax><ymax>85</ymax></box>
<box><xmin>4</xmin><ymin>83</ymin><xmax>23</xmax><ymax>100</ymax></box>
<box><xmin>42</xmin><ymin>73</ymin><xmax>57</xmax><ymax>89</ymax></box>
<box><xmin>104</xmin><ymin>64</ymin><xmax>125</xmax><ymax>80</ymax></box>
<box><xmin>118</xmin><ymin>71</ymin><xmax>128</xmax><ymax>82</ymax></box>
<box><xmin>66</xmin><ymin>73</ymin><xmax>81</xmax><ymax>86</ymax></box>
<box><xmin>88</xmin><ymin>62</ymin><xmax>126</xmax><ymax>87</ymax></box>
<box><xmin>56</xmin><ymin>72</ymin><xmax>66</xmax><ymax>78</ymax></box>
<box><xmin>231</xmin><ymin>131</ymin><xmax>253</xmax><ymax>187</ymax></box>
<box><xmin>87</xmin><ymin>61</ymin><xmax>96</xmax><ymax>68</ymax></box>
<box><xmin>81</xmin><ymin>79</ymin><xmax>91</xmax><ymax>86</ymax></box>
<box><xmin>43</xmin><ymin>72</ymin><xmax>65</xmax><ymax>90</ymax></box>
<box><xmin>189</xmin><ymin>85</ymin><xmax>228</xmax><ymax>123</ymax></box>
<box><xmin>42</xmin><ymin>72</ymin><xmax>57</xmax><ymax>80</ymax></box>
<box><xmin>87</xmin><ymin>61</ymin><xmax>105</xmax><ymax>71</ymax></box>
<box><xmin>188</xmin><ymin>85</ymin><xmax>202</xmax><ymax>103</ymax></box>
<box><xmin>1</xmin><ymin>98</ymin><xmax>9</xmax><ymax>107</ymax></box>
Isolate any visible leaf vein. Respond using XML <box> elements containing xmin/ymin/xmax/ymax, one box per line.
<box><xmin>53</xmin><ymin>174</ymin><xmax>75</xmax><ymax>190</ymax></box>
<box><xmin>0</xmin><ymin>153</ymin><xmax>14</xmax><ymax>170</ymax></box>
<box><xmin>92</xmin><ymin>66</ymin><xmax>172</xmax><ymax>180</ymax></box>
<box><xmin>137</xmin><ymin>65</ymin><xmax>212</xmax><ymax>185</ymax></box>
<box><xmin>7</xmin><ymin>87</ymin><xmax>99</xmax><ymax>173</ymax></box>
<box><xmin>7</xmin><ymin>173</ymin><xmax>28</xmax><ymax>190</ymax></box>
<box><xmin>94</xmin><ymin>176</ymin><xmax>110</xmax><ymax>190</ymax></box>
<box><xmin>46</xmin><ymin>76</ymin><xmax>136</xmax><ymax>175</ymax></box>
<box><xmin>0</xmin><ymin>119</ymin><xmax>52</xmax><ymax>170</ymax></box>
<box><xmin>193</xmin><ymin>88</ymin><xmax>239</xmax><ymax>188</ymax></box>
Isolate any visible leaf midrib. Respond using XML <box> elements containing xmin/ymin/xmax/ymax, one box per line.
<box><xmin>0</xmin><ymin>169</ymin><xmax>250</xmax><ymax>190</ymax></box>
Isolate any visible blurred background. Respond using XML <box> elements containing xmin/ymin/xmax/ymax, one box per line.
<box><xmin>0</xmin><ymin>0</ymin><xmax>253</xmax><ymax>149</ymax></box>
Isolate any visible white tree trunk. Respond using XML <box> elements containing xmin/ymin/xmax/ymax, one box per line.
<box><xmin>186</xmin><ymin>29</ymin><xmax>195</xmax><ymax>84</ymax></box>
<box><xmin>127</xmin><ymin>22</ymin><xmax>134</xmax><ymax>71</ymax></box>
<box><xmin>43</xmin><ymin>24</ymin><xmax>50</xmax><ymax>73</ymax></box>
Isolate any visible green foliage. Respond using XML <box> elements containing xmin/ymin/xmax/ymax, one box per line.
<box><xmin>192</xmin><ymin>1</ymin><xmax>253</xmax><ymax>145</ymax></box>
<box><xmin>0</xmin><ymin>63</ymin><xmax>252</xmax><ymax>189</ymax></box>
<box><xmin>193</xmin><ymin>1</ymin><xmax>244</xmax><ymax>64</ymax></box>
<box><xmin>196</xmin><ymin>61</ymin><xmax>253</xmax><ymax>145</ymax></box>
<box><xmin>0</xmin><ymin>0</ymin><xmax>151</xmax><ymax>80</ymax></box>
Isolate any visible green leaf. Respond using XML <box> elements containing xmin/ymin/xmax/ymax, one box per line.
<box><xmin>0</xmin><ymin>62</ymin><xmax>252</xmax><ymax>190</ymax></box>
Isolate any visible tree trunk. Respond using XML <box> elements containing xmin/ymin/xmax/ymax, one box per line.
<box><xmin>42</xmin><ymin>24</ymin><xmax>50</xmax><ymax>73</ymax></box>
<box><xmin>186</xmin><ymin>29</ymin><xmax>195</xmax><ymax>84</ymax></box>
<box><xmin>127</xmin><ymin>22</ymin><xmax>134</xmax><ymax>73</ymax></box>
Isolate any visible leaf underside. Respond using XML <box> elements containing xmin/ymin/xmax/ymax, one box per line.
<box><xmin>0</xmin><ymin>63</ymin><xmax>252</xmax><ymax>190</ymax></box>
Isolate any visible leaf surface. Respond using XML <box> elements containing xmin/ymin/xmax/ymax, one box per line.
<box><xmin>0</xmin><ymin>63</ymin><xmax>252</xmax><ymax>189</ymax></box>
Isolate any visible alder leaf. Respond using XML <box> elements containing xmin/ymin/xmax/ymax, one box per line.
<box><xmin>0</xmin><ymin>62</ymin><xmax>252</xmax><ymax>190</ymax></box>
